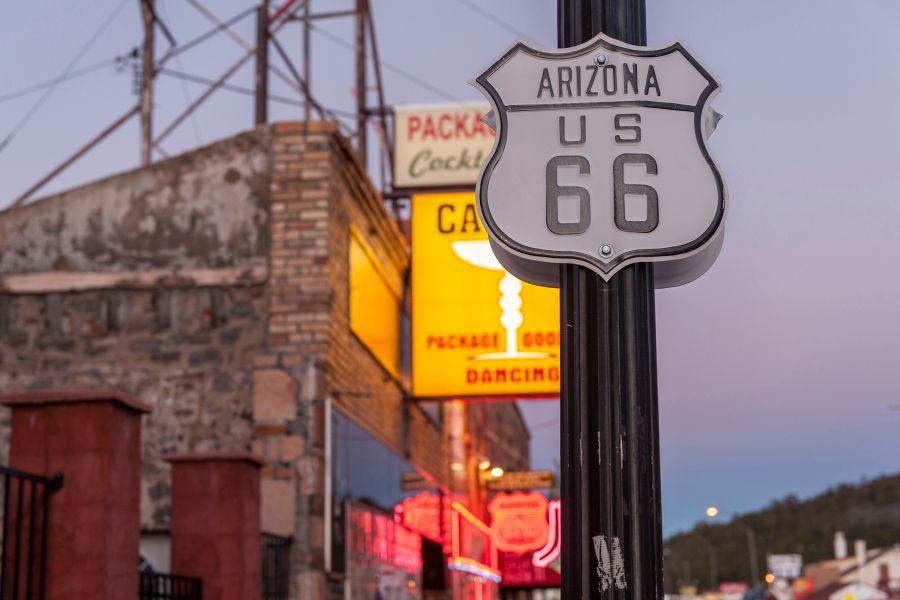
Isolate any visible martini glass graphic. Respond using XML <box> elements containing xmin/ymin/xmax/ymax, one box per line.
<box><xmin>451</xmin><ymin>240</ymin><xmax>554</xmax><ymax>360</ymax></box>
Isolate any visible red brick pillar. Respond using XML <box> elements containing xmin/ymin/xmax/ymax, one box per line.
<box><xmin>166</xmin><ymin>453</ymin><xmax>264</xmax><ymax>600</ymax></box>
<box><xmin>0</xmin><ymin>388</ymin><xmax>150</xmax><ymax>600</ymax></box>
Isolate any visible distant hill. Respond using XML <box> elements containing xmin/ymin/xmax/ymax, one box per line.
<box><xmin>664</xmin><ymin>472</ymin><xmax>900</xmax><ymax>591</ymax></box>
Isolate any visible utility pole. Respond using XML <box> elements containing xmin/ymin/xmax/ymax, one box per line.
<box><xmin>255</xmin><ymin>0</ymin><xmax>270</xmax><ymax>125</ymax></box>
<box><xmin>139</xmin><ymin>0</ymin><xmax>155</xmax><ymax>165</ymax></box>
<box><xmin>740</xmin><ymin>524</ymin><xmax>761</xmax><ymax>587</ymax></box>
<box><xmin>302</xmin><ymin>0</ymin><xmax>311</xmax><ymax>124</ymax></box>
<box><xmin>556</xmin><ymin>1</ymin><xmax>664</xmax><ymax>599</ymax></box>
<box><xmin>700</xmin><ymin>535</ymin><xmax>719</xmax><ymax>591</ymax></box>
<box><xmin>355</xmin><ymin>0</ymin><xmax>367</xmax><ymax>165</ymax></box>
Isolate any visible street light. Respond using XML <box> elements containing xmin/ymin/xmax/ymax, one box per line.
<box><xmin>490</xmin><ymin>466</ymin><xmax>504</xmax><ymax>478</ymax></box>
<box><xmin>700</xmin><ymin>507</ymin><xmax>720</xmax><ymax>591</ymax></box>
<box><xmin>704</xmin><ymin>506</ymin><xmax>760</xmax><ymax>587</ymax></box>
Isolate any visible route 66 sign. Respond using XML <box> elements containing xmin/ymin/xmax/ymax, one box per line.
<box><xmin>472</xmin><ymin>33</ymin><xmax>726</xmax><ymax>288</ymax></box>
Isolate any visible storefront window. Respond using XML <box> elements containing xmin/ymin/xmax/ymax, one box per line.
<box><xmin>346</xmin><ymin>500</ymin><xmax>422</xmax><ymax>600</ymax></box>
<box><xmin>330</xmin><ymin>408</ymin><xmax>445</xmax><ymax>597</ymax></box>
<box><xmin>332</xmin><ymin>408</ymin><xmax>418</xmax><ymax>516</ymax></box>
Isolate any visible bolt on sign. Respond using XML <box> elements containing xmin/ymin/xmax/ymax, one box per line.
<box><xmin>393</xmin><ymin>103</ymin><xmax>495</xmax><ymax>189</ymax></box>
<box><xmin>412</xmin><ymin>192</ymin><xmax>560</xmax><ymax>398</ymax></box>
<box><xmin>472</xmin><ymin>33</ymin><xmax>726</xmax><ymax>288</ymax></box>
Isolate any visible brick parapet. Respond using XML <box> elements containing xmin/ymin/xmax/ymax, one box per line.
<box><xmin>4</xmin><ymin>389</ymin><xmax>146</xmax><ymax>599</ymax></box>
<box><xmin>254</xmin><ymin>122</ymin><xmax>448</xmax><ymax>600</ymax></box>
<box><xmin>167</xmin><ymin>454</ymin><xmax>263</xmax><ymax>600</ymax></box>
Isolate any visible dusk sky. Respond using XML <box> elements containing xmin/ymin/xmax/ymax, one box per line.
<box><xmin>2</xmin><ymin>1</ymin><xmax>898</xmax><ymax>535</ymax></box>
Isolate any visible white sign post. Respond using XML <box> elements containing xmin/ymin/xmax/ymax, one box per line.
<box><xmin>472</xmin><ymin>33</ymin><xmax>726</xmax><ymax>288</ymax></box>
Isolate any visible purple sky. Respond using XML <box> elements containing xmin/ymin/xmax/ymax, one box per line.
<box><xmin>2</xmin><ymin>1</ymin><xmax>899</xmax><ymax>535</ymax></box>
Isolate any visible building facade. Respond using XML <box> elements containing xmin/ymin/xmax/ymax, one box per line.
<box><xmin>0</xmin><ymin>122</ymin><xmax>530</xmax><ymax>599</ymax></box>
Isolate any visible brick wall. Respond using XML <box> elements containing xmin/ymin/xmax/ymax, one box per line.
<box><xmin>251</xmin><ymin>122</ymin><xmax>448</xmax><ymax>598</ymax></box>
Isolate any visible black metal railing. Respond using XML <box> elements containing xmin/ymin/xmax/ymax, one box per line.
<box><xmin>0</xmin><ymin>465</ymin><xmax>63</xmax><ymax>600</ymax></box>
<box><xmin>139</xmin><ymin>572</ymin><xmax>203</xmax><ymax>600</ymax></box>
<box><xmin>261</xmin><ymin>533</ymin><xmax>291</xmax><ymax>600</ymax></box>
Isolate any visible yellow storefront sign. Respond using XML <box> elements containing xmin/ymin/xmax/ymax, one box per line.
<box><xmin>412</xmin><ymin>193</ymin><xmax>560</xmax><ymax>397</ymax></box>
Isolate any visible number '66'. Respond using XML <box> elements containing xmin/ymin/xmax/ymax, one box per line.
<box><xmin>546</xmin><ymin>113</ymin><xmax>659</xmax><ymax>235</ymax></box>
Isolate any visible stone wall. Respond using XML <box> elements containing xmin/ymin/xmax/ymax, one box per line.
<box><xmin>0</xmin><ymin>132</ymin><xmax>274</xmax><ymax>531</ymax></box>
<box><xmin>0</xmin><ymin>284</ymin><xmax>267</xmax><ymax>529</ymax></box>
<box><xmin>0</xmin><ymin>130</ymin><xmax>270</xmax><ymax>275</ymax></box>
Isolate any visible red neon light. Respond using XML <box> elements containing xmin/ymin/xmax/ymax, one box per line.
<box><xmin>498</xmin><ymin>550</ymin><xmax>560</xmax><ymax>588</ymax></box>
<box><xmin>452</xmin><ymin>502</ymin><xmax>499</xmax><ymax>569</ymax></box>
<box><xmin>488</xmin><ymin>492</ymin><xmax>550</xmax><ymax>554</ymax></box>
<box><xmin>449</xmin><ymin>501</ymin><xmax>500</xmax><ymax>580</ymax></box>
<box><xmin>451</xmin><ymin>501</ymin><xmax>494</xmax><ymax>537</ymax></box>
<box><xmin>532</xmin><ymin>500</ymin><xmax>561</xmax><ymax>568</ymax></box>
<box><xmin>346</xmin><ymin>503</ymin><xmax>423</xmax><ymax>574</ymax></box>
<box><xmin>448</xmin><ymin>557</ymin><xmax>502</xmax><ymax>583</ymax></box>
<box><xmin>452</xmin><ymin>509</ymin><xmax>460</xmax><ymax>558</ymax></box>
<box><xmin>395</xmin><ymin>492</ymin><xmax>444</xmax><ymax>543</ymax></box>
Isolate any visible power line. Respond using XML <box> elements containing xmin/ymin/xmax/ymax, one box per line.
<box><xmin>452</xmin><ymin>0</ymin><xmax>533</xmax><ymax>40</ymax></box>
<box><xmin>309</xmin><ymin>22</ymin><xmax>462</xmax><ymax>104</ymax></box>
<box><xmin>0</xmin><ymin>0</ymin><xmax>131</xmax><ymax>156</ymax></box>
<box><xmin>158</xmin><ymin>4</ymin><xmax>258</xmax><ymax>64</ymax></box>
<box><xmin>157</xmin><ymin>68</ymin><xmax>357</xmax><ymax>119</ymax></box>
<box><xmin>0</xmin><ymin>58</ymin><xmax>122</xmax><ymax>106</ymax></box>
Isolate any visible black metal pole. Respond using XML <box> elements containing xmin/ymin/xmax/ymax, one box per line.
<box><xmin>558</xmin><ymin>1</ymin><xmax>664</xmax><ymax>599</ymax></box>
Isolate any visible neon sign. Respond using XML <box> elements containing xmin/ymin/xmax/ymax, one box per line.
<box><xmin>448</xmin><ymin>557</ymin><xmax>502</xmax><ymax>584</ymax></box>
<box><xmin>449</xmin><ymin>501</ymin><xmax>500</xmax><ymax>584</ymax></box>
<box><xmin>496</xmin><ymin>499</ymin><xmax>561</xmax><ymax>589</ymax></box>
<box><xmin>395</xmin><ymin>492</ymin><xmax>446</xmax><ymax>543</ymax></box>
<box><xmin>487</xmin><ymin>492</ymin><xmax>550</xmax><ymax>554</ymax></box>
<box><xmin>532</xmin><ymin>500</ymin><xmax>561</xmax><ymax>568</ymax></box>
<box><xmin>346</xmin><ymin>502</ymin><xmax>423</xmax><ymax>578</ymax></box>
